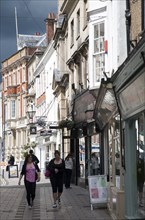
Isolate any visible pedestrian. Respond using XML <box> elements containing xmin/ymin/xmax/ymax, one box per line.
<box><xmin>136</xmin><ymin>150</ymin><xmax>144</xmax><ymax>207</ymax></box>
<box><xmin>29</xmin><ymin>149</ymin><xmax>39</xmax><ymax>164</ymax></box>
<box><xmin>48</xmin><ymin>150</ymin><xmax>65</xmax><ymax>208</ymax></box>
<box><xmin>18</xmin><ymin>154</ymin><xmax>41</xmax><ymax>208</ymax></box>
<box><xmin>9</xmin><ymin>154</ymin><xmax>15</xmax><ymax>165</ymax></box>
<box><xmin>115</xmin><ymin>152</ymin><xmax>120</xmax><ymax>175</ymax></box>
<box><xmin>91</xmin><ymin>153</ymin><xmax>99</xmax><ymax>175</ymax></box>
<box><xmin>6</xmin><ymin>156</ymin><xmax>10</xmax><ymax>171</ymax></box>
<box><xmin>65</xmin><ymin>153</ymin><xmax>73</xmax><ymax>189</ymax></box>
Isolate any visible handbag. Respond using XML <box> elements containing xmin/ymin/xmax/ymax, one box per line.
<box><xmin>45</xmin><ymin>169</ymin><xmax>51</xmax><ymax>178</ymax></box>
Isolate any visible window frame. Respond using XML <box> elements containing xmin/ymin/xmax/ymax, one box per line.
<box><xmin>11</xmin><ymin>100</ymin><xmax>16</xmax><ymax>118</ymax></box>
<box><xmin>93</xmin><ymin>21</ymin><xmax>105</xmax><ymax>83</ymax></box>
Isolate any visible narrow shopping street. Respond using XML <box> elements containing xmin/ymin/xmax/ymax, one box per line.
<box><xmin>0</xmin><ymin>176</ymin><xmax>111</xmax><ymax>220</ymax></box>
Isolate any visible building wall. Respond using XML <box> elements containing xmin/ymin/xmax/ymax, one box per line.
<box><xmin>1</xmin><ymin>47</ymin><xmax>36</xmax><ymax>163</ymax></box>
<box><xmin>130</xmin><ymin>0</ymin><xmax>142</xmax><ymax>42</ymax></box>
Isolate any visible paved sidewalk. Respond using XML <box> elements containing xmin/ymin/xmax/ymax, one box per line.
<box><xmin>0</xmin><ymin>174</ymin><xmax>112</xmax><ymax>220</ymax></box>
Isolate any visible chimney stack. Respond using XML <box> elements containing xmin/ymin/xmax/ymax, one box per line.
<box><xmin>45</xmin><ymin>12</ymin><xmax>55</xmax><ymax>44</ymax></box>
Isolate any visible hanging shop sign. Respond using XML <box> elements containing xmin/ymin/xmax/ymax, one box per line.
<box><xmin>30</xmin><ymin>126</ymin><xmax>37</xmax><ymax>135</ymax></box>
<box><xmin>118</xmin><ymin>71</ymin><xmax>145</xmax><ymax>119</ymax></box>
<box><xmin>73</xmin><ymin>90</ymin><xmax>96</xmax><ymax>123</ymax></box>
<box><xmin>94</xmin><ymin>85</ymin><xmax>117</xmax><ymax>131</ymax></box>
<box><xmin>88</xmin><ymin>175</ymin><xmax>108</xmax><ymax>210</ymax></box>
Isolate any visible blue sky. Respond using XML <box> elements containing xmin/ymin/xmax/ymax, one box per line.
<box><xmin>0</xmin><ymin>0</ymin><xmax>57</xmax><ymax>68</ymax></box>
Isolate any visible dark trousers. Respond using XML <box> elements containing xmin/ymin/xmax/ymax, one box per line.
<box><xmin>25</xmin><ymin>180</ymin><xmax>36</xmax><ymax>205</ymax></box>
<box><xmin>50</xmin><ymin>176</ymin><xmax>64</xmax><ymax>193</ymax></box>
<box><xmin>65</xmin><ymin>169</ymin><xmax>72</xmax><ymax>188</ymax></box>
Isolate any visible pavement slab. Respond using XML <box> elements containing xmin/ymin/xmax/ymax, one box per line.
<box><xmin>0</xmin><ymin>183</ymin><xmax>112</xmax><ymax>220</ymax></box>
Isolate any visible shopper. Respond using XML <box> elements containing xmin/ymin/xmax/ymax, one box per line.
<box><xmin>18</xmin><ymin>154</ymin><xmax>41</xmax><ymax>208</ymax></box>
<box><xmin>136</xmin><ymin>151</ymin><xmax>144</xmax><ymax>207</ymax></box>
<box><xmin>29</xmin><ymin>149</ymin><xmax>39</xmax><ymax>164</ymax></box>
<box><xmin>91</xmin><ymin>153</ymin><xmax>99</xmax><ymax>175</ymax></box>
<box><xmin>48</xmin><ymin>150</ymin><xmax>65</xmax><ymax>208</ymax></box>
<box><xmin>9</xmin><ymin>154</ymin><xmax>15</xmax><ymax>165</ymax></box>
<box><xmin>65</xmin><ymin>153</ymin><xmax>73</xmax><ymax>189</ymax></box>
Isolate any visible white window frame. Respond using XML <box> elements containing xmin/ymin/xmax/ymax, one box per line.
<box><xmin>93</xmin><ymin>21</ymin><xmax>105</xmax><ymax>83</ymax></box>
<box><xmin>11</xmin><ymin>100</ymin><xmax>16</xmax><ymax>118</ymax></box>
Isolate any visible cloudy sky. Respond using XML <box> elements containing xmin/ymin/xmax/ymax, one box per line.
<box><xmin>0</xmin><ymin>0</ymin><xmax>57</xmax><ymax>66</ymax></box>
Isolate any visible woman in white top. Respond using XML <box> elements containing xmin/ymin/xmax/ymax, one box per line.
<box><xmin>65</xmin><ymin>153</ymin><xmax>73</xmax><ymax>188</ymax></box>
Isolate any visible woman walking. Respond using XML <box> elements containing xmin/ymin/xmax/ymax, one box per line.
<box><xmin>65</xmin><ymin>153</ymin><xmax>73</xmax><ymax>189</ymax></box>
<box><xmin>18</xmin><ymin>154</ymin><xmax>41</xmax><ymax>208</ymax></box>
<box><xmin>48</xmin><ymin>150</ymin><xmax>65</xmax><ymax>208</ymax></box>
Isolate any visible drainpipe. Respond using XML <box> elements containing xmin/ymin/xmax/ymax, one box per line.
<box><xmin>125</xmin><ymin>0</ymin><xmax>131</xmax><ymax>55</ymax></box>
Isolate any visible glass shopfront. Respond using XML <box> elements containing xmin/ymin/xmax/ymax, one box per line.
<box><xmin>79</xmin><ymin>134</ymin><xmax>100</xmax><ymax>179</ymax></box>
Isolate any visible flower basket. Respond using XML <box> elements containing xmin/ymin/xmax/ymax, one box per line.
<box><xmin>59</xmin><ymin>119</ymin><xmax>75</xmax><ymax>129</ymax></box>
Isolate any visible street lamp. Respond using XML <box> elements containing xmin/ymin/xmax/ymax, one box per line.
<box><xmin>26</xmin><ymin>102</ymin><xmax>36</xmax><ymax>124</ymax></box>
<box><xmin>26</xmin><ymin>102</ymin><xmax>37</xmax><ymax>145</ymax></box>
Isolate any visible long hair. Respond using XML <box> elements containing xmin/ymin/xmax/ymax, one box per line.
<box><xmin>24</xmin><ymin>154</ymin><xmax>32</xmax><ymax>165</ymax></box>
<box><xmin>65</xmin><ymin>153</ymin><xmax>72</xmax><ymax>160</ymax></box>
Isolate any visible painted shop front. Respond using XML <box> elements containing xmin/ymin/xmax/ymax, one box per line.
<box><xmin>71</xmin><ymin>89</ymin><xmax>99</xmax><ymax>187</ymax></box>
<box><xmin>113</xmin><ymin>35</ymin><xmax>145</xmax><ymax>219</ymax></box>
<box><xmin>93</xmin><ymin>78</ymin><xmax>125</xmax><ymax>219</ymax></box>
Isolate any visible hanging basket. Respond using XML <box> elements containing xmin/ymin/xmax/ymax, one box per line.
<box><xmin>59</xmin><ymin>119</ymin><xmax>75</xmax><ymax>129</ymax></box>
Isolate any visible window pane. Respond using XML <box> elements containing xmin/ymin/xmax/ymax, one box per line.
<box><xmin>94</xmin><ymin>25</ymin><xmax>99</xmax><ymax>38</ymax></box>
<box><xmin>100</xmin><ymin>37</ymin><xmax>104</xmax><ymax>52</ymax></box>
<box><xmin>100</xmin><ymin>23</ymin><xmax>104</xmax><ymax>36</ymax></box>
<box><xmin>94</xmin><ymin>39</ymin><xmax>100</xmax><ymax>53</ymax></box>
<box><xmin>11</xmin><ymin>100</ymin><xmax>15</xmax><ymax>117</ymax></box>
<box><xmin>94</xmin><ymin>54</ymin><xmax>105</xmax><ymax>83</ymax></box>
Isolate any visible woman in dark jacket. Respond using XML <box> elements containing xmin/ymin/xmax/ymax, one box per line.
<box><xmin>18</xmin><ymin>154</ymin><xmax>41</xmax><ymax>208</ymax></box>
<box><xmin>48</xmin><ymin>150</ymin><xmax>65</xmax><ymax>208</ymax></box>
